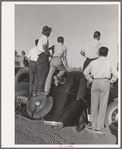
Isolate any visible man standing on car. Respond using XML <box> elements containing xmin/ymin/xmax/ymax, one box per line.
<box><xmin>26</xmin><ymin>39</ymin><xmax>39</xmax><ymax>96</ymax></box>
<box><xmin>76</xmin><ymin>31</ymin><xmax>102</xmax><ymax>100</ymax></box>
<box><xmin>33</xmin><ymin>26</ymin><xmax>52</xmax><ymax>96</ymax></box>
<box><xmin>44</xmin><ymin>36</ymin><xmax>70</xmax><ymax>97</ymax></box>
<box><xmin>84</xmin><ymin>47</ymin><xmax>118</xmax><ymax>133</ymax></box>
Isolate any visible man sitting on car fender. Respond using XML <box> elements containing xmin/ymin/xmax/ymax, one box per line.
<box><xmin>84</xmin><ymin>47</ymin><xmax>118</xmax><ymax>133</ymax></box>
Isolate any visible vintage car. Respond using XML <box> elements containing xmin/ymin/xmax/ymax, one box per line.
<box><xmin>15</xmin><ymin>67</ymin><xmax>118</xmax><ymax>132</ymax></box>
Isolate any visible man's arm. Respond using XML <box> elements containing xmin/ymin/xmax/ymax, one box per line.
<box><xmin>110</xmin><ymin>62</ymin><xmax>118</xmax><ymax>83</ymax></box>
<box><xmin>62</xmin><ymin>56</ymin><xmax>70</xmax><ymax>71</ymax></box>
<box><xmin>80</xmin><ymin>50</ymin><xmax>85</xmax><ymax>57</ymax></box>
<box><xmin>83</xmin><ymin>63</ymin><xmax>93</xmax><ymax>83</ymax></box>
<box><xmin>43</xmin><ymin>44</ymin><xmax>51</xmax><ymax>57</ymax></box>
<box><xmin>49</xmin><ymin>45</ymin><xmax>55</xmax><ymax>56</ymax></box>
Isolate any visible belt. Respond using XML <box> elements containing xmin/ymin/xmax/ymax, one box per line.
<box><xmin>87</xmin><ymin>57</ymin><xmax>98</xmax><ymax>61</ymax></box>
<box><xmin>93</xmin><ymin>77</ymin><xmax>110</xmax><ymax>80</ymax></box>
<box><xmin>52</xmin><ymin>56</ymin><xmax>62</xmax><ymax>58</ymax></box>
<box><xmin>30</xmin><ymin>60</ymin><xmax>37</xmax><ymax>62</ymax></box>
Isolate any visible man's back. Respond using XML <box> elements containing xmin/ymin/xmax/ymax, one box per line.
<box><xmin>84</xmin><ymin>56</ymin><xmax>118</xmax><ymax>83</ymax></box>
<box><xmin>84</xmin><ymin>39</ymin><xmax>102</xmax><ymax>59</ymax></box>
<box><xmin>53</xmin><ymin>43</ymin><xmax>67</xmax><ymax>57</ymax></box>
<box><xmin>27</xmin><ymin>47</ymin><xmax>38</xmax><ymax>62</ymax></box>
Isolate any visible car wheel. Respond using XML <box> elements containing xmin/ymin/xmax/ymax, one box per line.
<box><xmin>26</xmin><ymin>95</ymin><xmax>53</xmax><ymax>119</ymax></box>
<box><xmin>72</xmin><ymin>109</ymin><xmax>87</xmax><ymax>132</ymax></box>
<box><xmin>105</xmin><ymin>101</ymin><xmax>118</xmax><ymax>132</ymax></box>
<box><xmin>76</xmin><ymin>109</ymin><xmax>87</xmax><ymax>132</ymax></box>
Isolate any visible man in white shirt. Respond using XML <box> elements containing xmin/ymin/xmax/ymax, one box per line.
<box><xmin>76</xmin><ymin>31</ymin><xmax>102</xmax><ymax>100</ymax></box>
<box><xmin>27</xmin><ymin>39</ymin><xmax>39</xmax><ymax>95</ymax></box>
<box><xmin>44</xmin><ymin>36</ymin><xmax>70</xmax><ymax>95</ymax></box>
<box><xmin>84</xmin><ymin>47</ymin><xmax>118</xmax><ymax>133</ymax></box>
<box><xmin>33</xmin><ymin>26</ymin><xmax>52</xmax><ymax>96</ymax></box>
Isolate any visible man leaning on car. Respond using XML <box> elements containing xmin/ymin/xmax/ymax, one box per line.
<box><xmin>76</xmin><ymin>31</ymin><xmax>102</xmax><ymax>101</ymax></box>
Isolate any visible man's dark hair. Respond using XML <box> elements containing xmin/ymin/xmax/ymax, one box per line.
<box><xmin>57</xmin><ymin>36</ymin><xmax>64</xmax><ymax>44</ymax></box>
<box><xmin>99</xmin><ymin>47</ymin><xmax>109</xmax><ymax>56</ymax></box>
<box><xmin>35</xmin><ymin>39</ymin><xmax>39</xmax><ymax>46</ymax></box>
<box><xmin>93</xmin><ymin>31</ymin><xmax>101</xmax><ymax>39</ymax></box>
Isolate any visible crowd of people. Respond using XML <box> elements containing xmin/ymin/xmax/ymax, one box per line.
<box><xmin>25</xmin><ymin>25</ymin><xmax>118</xmax><ymax>134</ymax></box>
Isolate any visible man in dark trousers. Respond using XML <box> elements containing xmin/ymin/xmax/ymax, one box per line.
<box><xmin>33</xmin><ymin>26</ymin><xmax>52</xmax><ymax>96</ymax></box>
<box><xmin>76</xmin><ymin>31</ymin><xmax>102</xmax><ymax>100</ymax></box>
<box><xmin>27</xmin><ymin>39</ymin><xmax>39</xmax><ymax>95</ymax></box>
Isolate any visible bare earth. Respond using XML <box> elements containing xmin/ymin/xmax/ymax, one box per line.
<box><xmin>15</xmin><ymin>117</ymin><xmax>117</xmax><ymax>145</ymax></box>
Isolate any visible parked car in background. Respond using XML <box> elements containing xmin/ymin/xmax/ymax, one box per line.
<box><xmin>15</xmin><ymin>68</ymin><xmax>118</xmax><ymax>132</ymax></box>
<box><xmin>15</xmin><ymin>55</ymin><xmax>29</xmax><ymax>71</ymax></box>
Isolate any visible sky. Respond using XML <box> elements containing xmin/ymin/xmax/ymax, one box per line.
<box><xmin>15</xmin><ymin>3</ymin><xmax>119</xmax><ymax>68</ymax></box>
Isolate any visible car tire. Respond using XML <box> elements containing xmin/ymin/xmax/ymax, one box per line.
<box><xmin>72</xmin><ymin>109</ymin><xmax>87</xmax><ymax>132</ymax></box>
<box><xmin>105</xmin><ymin>101</ymin><xmax>118</xmax><ymax>132</ymax></box>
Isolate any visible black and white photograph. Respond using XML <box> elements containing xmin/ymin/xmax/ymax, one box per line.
<box><xmin>2</xmin><ymin>1</ymin><xmax>121</xmax><ymax>148</ymax></box>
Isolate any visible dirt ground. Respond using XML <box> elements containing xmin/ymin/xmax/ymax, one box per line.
<box><xmin>15</xmin><ymin>116</ymin><xmax>118</xmax><ymax>145</ymax></box>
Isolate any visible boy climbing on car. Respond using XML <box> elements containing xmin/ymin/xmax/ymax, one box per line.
<box><xmin>44</xmin><ymin>36</ymin><xmax>70</xmax><ymax>97</ymax></box>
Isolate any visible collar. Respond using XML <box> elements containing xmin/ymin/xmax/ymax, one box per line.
<box><xmin>43</xmin><ymin>34</ymin><xmax>48</xmax><ymax>38</ymax></box>
<box><xmin>58</xmin><ymin>42</ymin><xmax>63</xmax><ymax>45</ymax></box>
<box><xmin>99</xmin><ymin>56</ymin><xmax>106</xmax><ymax>58</ymax></box>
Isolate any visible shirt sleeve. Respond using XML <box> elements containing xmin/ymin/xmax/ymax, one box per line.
<box><xmin>83</xmin><ymin>63</ymin><xmax>93</xmax><ymax>81</ymax></box>
<box><xmin>27</xmin><ymin>50</ymin><xmax>31</xmax><ymax>59</ymax></box>
<box><xmin>110</xmin><ymin>62</ymin><xmax>118</xmax><ymax>83</ymax></box>
<box><xmin>63</xmin><ymin>47</ymin><xmax>67</xmax><ymax>56</ymax></box>
<box><xmin>37</xmin><ymin>36</ymin><xmax>48</xmax><ymax>51</ymax></box>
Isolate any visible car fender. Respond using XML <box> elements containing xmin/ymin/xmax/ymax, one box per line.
<box><xmin>15</xmin><ymin>68</ymin><xmax>29</xmax><ymax>84</ymax></box>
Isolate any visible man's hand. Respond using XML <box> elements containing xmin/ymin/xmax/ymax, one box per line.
<box><xmin>87</xmin><ymin>78</ymin><xmax>93</xmax><ymax>88</ymax></box>
<box><xmin>80</xmin><ymin>51</ymin><xmax>85</xmax><ymax>57</ymax></box>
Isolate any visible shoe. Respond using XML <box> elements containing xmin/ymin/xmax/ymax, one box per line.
<box><xmin>94</xmin><ymin>129</ymin><xmax>102</xmax><ymax>134</ymax></box>
<box><xmin>37</xmin><ymin>91</ymin><xmax>49</xmax><ymax>98</ymax></box>
<box><xmin>43</xmin><ymin>92</ymin><xmax>49</xmax><ymax>98</ymax></box>
<box><xmin>54</xmin><ymin>76</ymin><xmax>59</xmax><ymax>86</ymax></box>
<box><xmin>32</xmin><ymin>91</ymin><xmax>37</xmax><ymax>96</ymax></box>
<box><xmin>85</xmin><ymin>122</ymin><xmax>92</xmax><ymax>129</ymax></box>
<box><xmin>85</xmin><ymin>127</ymin><xmax>94</xmax><ymax>133</ymax></box>
<box><xmin>101</xmin><ymin>128</ymin><xmax>110</xmax><ymax>133</ymax></box>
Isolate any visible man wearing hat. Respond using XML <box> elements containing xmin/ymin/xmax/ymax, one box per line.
<box><xmin>76</xmin><ymin>31</ymin><xmax>102</xmax><ymax>101</ymax></box>
<box><xmin>33</xmin><ymin>26</ymin><xmax>52</xmax><ymax>96</ymax></box>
